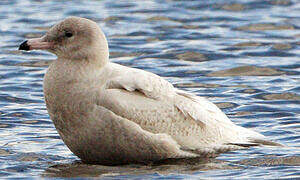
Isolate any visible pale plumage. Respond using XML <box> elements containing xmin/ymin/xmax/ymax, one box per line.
<box><xmin>19</xmin><ymin>17</ymin><xmax>281</xmax><ymax>165</ymax></box>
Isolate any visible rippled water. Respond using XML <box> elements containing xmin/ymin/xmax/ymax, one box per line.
<box><xmin>0</xmin><ymin>0</ymin><xmax>299</xmax><ymax>179</ymax></box>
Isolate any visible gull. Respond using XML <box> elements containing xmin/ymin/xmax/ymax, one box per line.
<box><xmin>19</xmin><ymin>17</ymin><xmax>281</xmax><ymax>165</ymax></box>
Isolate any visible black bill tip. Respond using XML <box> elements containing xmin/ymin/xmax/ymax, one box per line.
<box><xmin>19</xmin><ymin>40</ymin><xmax>30</xmax><ymax>51</ymax></box>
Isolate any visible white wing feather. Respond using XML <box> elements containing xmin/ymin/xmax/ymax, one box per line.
<box><xmin>97</xmin><ymin>63</ymin><xmax>268</xmax><ymax>153</ymax></box>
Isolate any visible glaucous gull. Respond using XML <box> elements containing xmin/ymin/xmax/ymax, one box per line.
<box><xmin>18</xmin><ymin>17</ymin><xmax>281</xmax><ymax>165</ymax></box>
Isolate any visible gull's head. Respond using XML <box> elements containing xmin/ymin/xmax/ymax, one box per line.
<box><xmin>19</xmin><ymin>17</ymin><xmax>109</xmax><ymax>64</ymax></box>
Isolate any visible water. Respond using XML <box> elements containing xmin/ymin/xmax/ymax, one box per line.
<box><xmin>0</xmin><ymin>0</ymin><xmax>299</xmax><ymax>179</ymax></box>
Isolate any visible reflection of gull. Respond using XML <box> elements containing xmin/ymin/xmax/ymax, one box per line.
<box><xmin>43</xmin><ymin>155</ymin><xmax>299</xmax><ymax>177</ymax></box>
<box><xmin>19</xmin><ymin>17</ymin><xmax>281</xmax><ymax>165</ymax></box>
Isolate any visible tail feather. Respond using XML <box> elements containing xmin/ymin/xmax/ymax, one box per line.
<box><xmin>227</xmin><ymin>142</ymin><xmax>260</xmax><ymax>147</ymax></box>
<box><xmin>249</xmin><ymin>139</ymin><xmax>284</xmax><ymax>147</ymax></box>
<box><xmin>228</xmin><ymin>138</ymin><xmax>284</xmax><ymax>148</ymax></box>
<box><xmin>180</xmin><ymin>138</ymin><xmax>284</xmax><ymax>158</ymax></box>
<box><xmin>232</xmin><ymin>125</ymin><xmax>284</xmax><ymax>147</ymax></box>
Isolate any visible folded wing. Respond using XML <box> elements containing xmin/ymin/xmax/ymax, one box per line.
<box><xmin>96</xmin><ymin>63</ymin><xmax>274</xmax><ymax>155</ymax></box>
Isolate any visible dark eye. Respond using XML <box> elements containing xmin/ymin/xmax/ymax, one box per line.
<box><xmin>65</xmin><ymin>32</ymin><xmax>73</xmax><ymax>38</ymax></box>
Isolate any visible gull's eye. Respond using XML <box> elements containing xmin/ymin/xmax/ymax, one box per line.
<box><xmin>65</xmin><ymin>32</ymin><xmax>73</xmax><ymax>38</ymax></box>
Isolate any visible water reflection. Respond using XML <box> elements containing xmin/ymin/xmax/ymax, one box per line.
<box><xmin>42</xmin><ymin>155</ymin><xmax>300</xmax><ymax>178</ymax></box>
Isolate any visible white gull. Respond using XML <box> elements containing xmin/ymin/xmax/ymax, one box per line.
<box><xmin>19</xmin><ymin>17</ymin><xmax>281</xmax><ymax>165</ymax></box>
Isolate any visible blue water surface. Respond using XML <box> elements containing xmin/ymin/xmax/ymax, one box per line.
<box><xmin>0</xmin><ymin>0</ymin><xmax>299</xmax><ymax>179</ymax></box>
